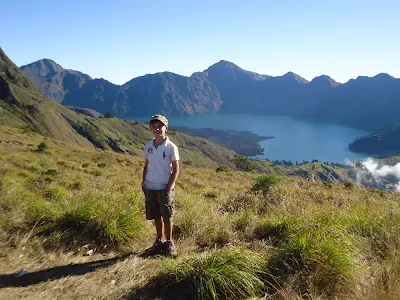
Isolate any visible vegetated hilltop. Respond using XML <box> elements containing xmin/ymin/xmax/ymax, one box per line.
<box><xmin>174</xmin><ymin>126</ymin><xmax>273</xmax><ymax>156</ymax></box>
<box><xmin>1</xmin><ymin>126</ymin><xmax>399</xmax><ymax>300</ymax></box>
<box><xmin>349</xmin><ymin>118</ymin><xmax>400</xmax><ymax>156</ymax></box>
<box><xmin>0</xmin><ymin>48</ymin><xmax>236</xmax><ymax>168</ymax></box>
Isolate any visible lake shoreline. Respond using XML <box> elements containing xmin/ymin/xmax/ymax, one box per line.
<box><xmin>173</xmin><ymin>126</ymin><xmax>274</xmax><ymax>156</ymax></box>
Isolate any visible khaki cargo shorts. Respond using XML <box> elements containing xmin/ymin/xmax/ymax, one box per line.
<box><xmin>142</xmin><ymin>186</ymin><xmax>175</xmax><ymax>222</ymax></box>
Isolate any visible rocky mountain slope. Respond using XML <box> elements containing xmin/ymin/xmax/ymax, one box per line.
<box><xmin>21</xmin><ymin>59</ymin><xmax>92</xmax><ymax>103</ymax></box>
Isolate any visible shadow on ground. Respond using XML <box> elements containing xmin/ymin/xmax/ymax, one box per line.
<box><xmin>0</xmin><ymin>252</ymin><xmax>133</xmax><ymax>288</ymax></box>
<box><xmin>126</xmin><ymin>279</ymin><xmax>192</xmax><ymax>300</ymax></box>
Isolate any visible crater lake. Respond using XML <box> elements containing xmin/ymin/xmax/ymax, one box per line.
<box><xmin>127</xmin><ymin>114</ymin><xmax>370</xmax><ymax>163</ymax></box>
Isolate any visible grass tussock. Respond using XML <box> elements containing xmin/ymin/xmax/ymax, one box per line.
<box><xmin>157</xmin><ymin>247</ymin><xmax>266</xmax><ymax>300</ymax></box>
<box><xmin>345</xmin><ymin>207</ymin><xmax>400</xmax><ymax>259</ymax></box>
<box><xmin>26</xmin><ymin>193</ymin><xmax>149</xmax><ymax>248</ymax></box>
<box><xmin>266</xmin><ymin>230</ymin><xmax>358</xmax><ymax>297</ymax></box>
<box><xmin>254</xmin><ymin>213</ymin><xmax>358</xmax><ymax>297</ymax></box>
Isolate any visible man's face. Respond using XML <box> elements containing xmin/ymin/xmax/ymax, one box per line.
<box><xmin>150</xmin><ymin>120</ymin><xmax>167</xmax><ymax>136</ymax></box>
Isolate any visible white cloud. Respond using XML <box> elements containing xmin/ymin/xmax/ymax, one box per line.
<box><xmin>344</xmin><ymin>158</ymin><xmax>356</xmax><ymax>167</ymax></box>
<box><xmin>361</xmin><ymin>158</ymin><xmax>400</xmax><ymax>192</ymax></box>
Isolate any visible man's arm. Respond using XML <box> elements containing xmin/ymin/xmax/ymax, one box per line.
<box><xmin>165</xmin><ymin>160</ymin><xmax>179</xmax><ymax>192</ymax></box>
<box><xmin>142</xmin><ymin>159</ymin><xmax>149</xmax><ymax>186</ymax></box>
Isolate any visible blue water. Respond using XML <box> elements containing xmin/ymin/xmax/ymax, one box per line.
<box><xmin>126</xmin><ymin>114</ymin><xmax>370</xmax><ymax>163</ymax></box>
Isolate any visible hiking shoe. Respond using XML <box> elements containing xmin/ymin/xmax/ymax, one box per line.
<box><xmin>143</xmin><ymin>239</ymin><xmax>163</xmax><ymax>256</ymax></box>
<box><xmin>163</xmin><ymin>240</ymin><xmax>177</xmax><ymax>258</ymax></box>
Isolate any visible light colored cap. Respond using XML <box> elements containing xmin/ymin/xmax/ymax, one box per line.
<box><xmin>149</xmin><ymin>114</ymin><xmax>168</xmax><ymax>127</ymax></box>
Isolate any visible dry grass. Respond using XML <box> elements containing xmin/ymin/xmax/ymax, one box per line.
<box><xmin>1</xmin><ymin>126</ymin><xmax>400</xmax><ymax>299</ymax></box>
<box><xmin>0</xmin><ymin>240</ymin><xmax>159</xmax><ymax>300</ymax></box>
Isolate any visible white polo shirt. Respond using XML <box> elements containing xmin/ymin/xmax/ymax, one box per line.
<box><xmin>142</xmin><ymin>137</ymin><xmax>179</xmax><ymax>190</ymax></box>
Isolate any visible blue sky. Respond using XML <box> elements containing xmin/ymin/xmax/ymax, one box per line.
<box><xmin>2</xmin><ymin>0</ymin><xmax>399</xmax><ymax>85</ymax></box>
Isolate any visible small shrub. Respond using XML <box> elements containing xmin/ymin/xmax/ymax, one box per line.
<box><xmin>37</xmin><ymin>142</ymin><xmax>48</xmax><ymax>152</ymax></box>
<box><xmin>324</xmin><ymin>182</ymin><xmax>333</xmax><ymax>188</ymax></box>
<box><xmin>233</xmin><ymin>210</ymin><xmax>255</xmax><ymax>231</ymax></box>
<box><xmin>57</xmin><ymin>160</ymin><xmax>68</xmax><ymax>167</ymax></box>
<box><xmin>97</xmin><ymin>162</ymin><xmax>107</xmax><ymax>168</ymax></box>
<box><xmin>104</xmin><ymin>112</ymin><xmax>114</xmax><ymax>118</ymax></box>
<box><xmin>44</xmin><ymin>185</ymin><xmax>69</xmax><ymax>201</ymax></box>
<box><xmin>253</xmin><ymin>218</ymin><xmax>292</xmax><ymax>245</ymax></box>
<box><xmin>219</xmin><ymin>192</ymin><xmax>257</xmax><ymax>213</ymax></box>
<box><xmin>202</xmin><ymin>188</ymin><xmax>220</xmax><ymax>199</ymax></box>
<box><xmin>22</xmin><ymin>169</ymin><xmax>34</xmax><ymax>180</ymax></box>
<box><xmin>82</xmin><ymin>162</ymin><xmax>90</xmax><ymax>168</ymax></box>
<box><xmin>43</xmin><ymin>175</ymin><xmax>56</xmax><ymax>183</ymax></box>
<box><xmin>231</xmin><ymin>156</ymin><xmax>257</xmax><ymax>172</ymax></box>
<box><xmin>158</xmin><ymin>247</ymin><xmax>266</xmax><ymax>300</ymax></box>
<box><xmin>216</xmin><ymin>165</ymin><xmax>230</xmax><ymax>173</ymax></box>
<box><xmin>196</xmin><ymin>214</ymin><xmax>234</xmax><ymax>248</ymax></box>
<box><xmin>21</xmin><ymin>125</ymin><xmax>39</xmax><ymax>133</ymax></box>
<box><xmin>43</xmin><ymin>168</ymin><xmax>60</xmax><ymax>176</ymax></box>
<box><xmin>71</xmin><ymin>120</ymin><xmax>106</xmax><ymax>149</ymax></box>
<box><xmin>33</xmin><ymin>168</ymin><xmax>60</xmax><ymax>185</ymax></box>
<box><xmin>344</xmin><ymin>181</ymin><xmax>354</xmax><ymax>189</ymax></box>
<box><xmin>369</xmin><ymin>188</ymin><xmax>385</xmax><ymax>196</ymax></box>
<box><xmin>182</xmin><ymin>160</ymin><xmax>193</xmax><ymax>166</ymax></box>
<box><xmin>69</xmin><ymin>181</ymin><xmax>82</xmax><ymax>190</ymax></box>
<box><xmin>174</xmin><ymin>212</ymin><xmax>196</xmax><ymax>239</ymax></box>
<box><xmin>251</xmin><ymin>173</ymin><xmax>280</xmax><ymax>195</ymax></box>
<box><xmin>92</xmin><ymin>169</ymin><xmax>102</xmax><ymax>176</ymax></box>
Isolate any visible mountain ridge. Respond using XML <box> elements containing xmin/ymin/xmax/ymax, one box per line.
<box><xmin>20</xmin><ymin>56</ymin><xmax>400</xmax><ymax>137</ymax></box>
<box><xmin>22</xmin><ymin>57</ymin><xmax>400</xmax><ymax>86</ymax></box>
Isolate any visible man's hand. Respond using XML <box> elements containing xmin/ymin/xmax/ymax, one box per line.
<box><xmin>165</xmin><ymin>160</ymin><xmax>179</xmax><ymax>194</ymax></box>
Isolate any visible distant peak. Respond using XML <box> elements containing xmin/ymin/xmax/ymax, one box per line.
<box><xmin>97</xmin><ymin>77</ymin><xmax>111</xmax><ymax>83</ymax></box>
<box><xmin>311</xmin><ymin>75</ymin><xmax>340</xmax><ymax>87</ymax></box>
<box><xmin>283</xmin><ymin>71</ymin><xmax>296</xmax><ymax>76</ymax></box>
<box><xmin>41</xmin><ymin>58</ymin><xmax>59</xmax><ymax>64</ymax></box>
<box><xmin>205</xmin><ymin>60</ymin><xmax>269</xmax><ymax>81</ymax></box>
<box><xmin>208</xmin><ymin>60</ymin><xmax>242</xmax><ymax>70</ymax></box>
<box><xmin>373</xmin><ymin>73</ymin><xmax>394</xmax><ymax>79</ymax></box>
<box><xmin>280</xmin><ymin>72</ymin><xmax>309</xmax><ymax>83</ymax></box>
<box><xmin>218</xmin><ymin>60</ymin><xmax>237</xmax><ymax>65</ymax></box>
<box><xmin>21</xmin><ymin>59</ymin><xmax>64</xmax><ymax>75</ymax></box>
<box><xmin>354</xmin><ymin>73</ymin><xmax>395</xmax><ymax>82</ymax></box>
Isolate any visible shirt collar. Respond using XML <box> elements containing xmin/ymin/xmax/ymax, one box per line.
<box><xmin>153</xmin><ymin>136</ymin><xmax>169</xmax><ymax>147</ymax></box>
